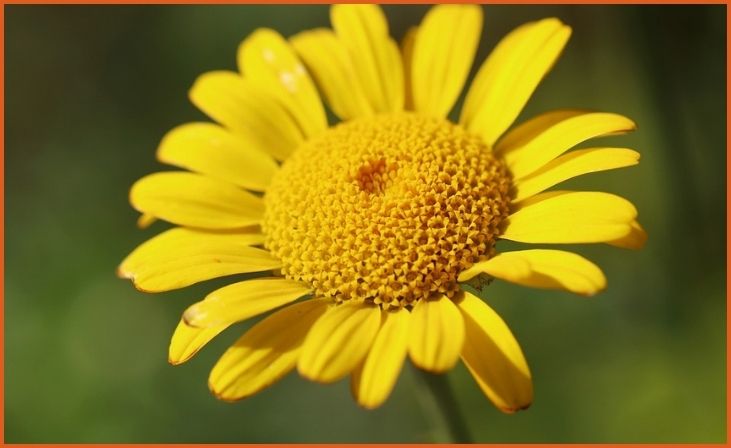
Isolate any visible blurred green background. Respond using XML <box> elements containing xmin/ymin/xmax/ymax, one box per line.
<box><xmin>5</xmin><ymin>4</ymin><xmax>726</xmax><ymax>443</ymax></box>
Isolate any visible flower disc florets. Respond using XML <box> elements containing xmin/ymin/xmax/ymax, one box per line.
<box><xmin>263</xmin><ymin>113</ymin><xmax>511</xmax><ymax>309</ymax></box>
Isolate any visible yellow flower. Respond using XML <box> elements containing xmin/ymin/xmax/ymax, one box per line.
<box><xmin>120</xmin><ymin>4</ymin><xmax>646</xmax><ymax>412</ymax></box>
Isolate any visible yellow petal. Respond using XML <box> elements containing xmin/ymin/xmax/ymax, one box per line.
<box><xmin>331</xmin><ymin>4</ymin><xmax>404</xmax><ymax>113</ymax></box>
<box><xmin>408</xmin><ymin>294</ymin><xmax>465</xmax><ymax>373</ymax></box>
<box><xmin>502</xmin><ymin>191</ymin><xmax>638</xmax><ymax>244</ymax></box>
<box><xmin>351</xmin><ymin>308</ymin><xmax>410</xmax><ymax>409</ymax></box>
<box><xmin>298</xmin><ymin>301</ymin><xmax>381</xmax><ymax>383</ymax></box>
<box><xmin>119</xmin><ymin>227</ymin><xmax>278</xmax><ymax>292</ymax></box>
<box><xmin>607</xmin><ymin>220</ymin><xmax>647</xmax><ymax>249</ymax></box>
<box><xmin>461</xmin><ymin>18</ymin><xmax>571</xmax><ymax>147</ymax></box>
<box><xmin>129</xmin><ymin>172</ymin><xmax>264</xmax><ymax>229</ymax></box>
<box><xmin>291</xmin><ymin>28</ymin><xmax>373</xmax><ymax>120</ymax></box>
<box><xmin>189</xmin><ymin>70</ymin><xmax>303</xmax><ymax>161</ymax></box>
<box><xmin>237</xmin><ymin>28</ymin><xmax>327</xmax><ymax>137</ymax></box>
<box><xmin>457</xmin><ymin>292</ymin><xmax>532</xmax><ymax>413</ymax></box>
<box><xmin>459</xmin><ymin>250</ymin><xmax>606</xmax><ymax>296</ymax></box>
<box><xmin>157</xmin><ymin>122</ymin><xmax>278</xmax><ymax>192</ymax></box>
<box><xmin>184</xmin><ymin>278</ymin><xmax>311</xmax><ymax>328</ymax></box>
<box><xmin>136</xmin><ymin>213</ymin><xmax>156</xmax><ymax>229</ymax></box>
<box><xmin>499</xmin><ymin>112</ymin><xmax>637</xmax><ymax>180</ymax></box>
<box><xmin>496</xmin><ymin>109</ymin><xmax>587</xmax><ymax>154</ymax></box>
<box><xmin>169</xmin><ymin>319</ymin><xmax>229</xmax><ymax>365</ymax></box>
<box><xmin>401</xmin><ymin>26</ymin><xmax>417</xmax><ymax>110</ymax></box>
<box><xmin>513</xmin><ymin>147</ymin><xmax>640</xmax><ymax>202</ymax></box>
<box><xmin>209</xmin><ymin>298</ymin><xmax>329</xmax><ymax>401</ymax></box>
<box><xmin>411</xmin><ymin>5</ymin><xmax>483</xmax><ymax>118</ymax></box>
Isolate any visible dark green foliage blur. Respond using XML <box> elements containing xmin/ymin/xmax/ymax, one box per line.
<box><xmin>4</xmin><ymin>4</ymin><xmax>726</xmax><ymax>443</ymax></box>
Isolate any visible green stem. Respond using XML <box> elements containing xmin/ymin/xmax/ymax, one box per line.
<box><xmin>413</xmin><ymin>368</ymin><xmax>473</xmax><ymax>443</ymax></box>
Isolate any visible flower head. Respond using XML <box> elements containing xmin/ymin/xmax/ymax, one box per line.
<box><xmin>264</xmin><ymin>113</ymin><xmax>512</xmax><ymax>308</ymax></box>
<box><xmin>121</xmin><ymin>4</ymin><xmax>645</xmax><ymax>412</ymax></box>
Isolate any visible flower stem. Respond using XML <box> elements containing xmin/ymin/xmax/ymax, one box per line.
<box><xmin>413</xmin><ymin>368</ymin><xmax>473</xmax><ymax>443</ymax></box>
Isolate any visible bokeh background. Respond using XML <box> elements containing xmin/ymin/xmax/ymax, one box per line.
<box><xmin>5</xmin><ymin>4</ymin><xmax>726</xmax><ymax>443</ymax></box>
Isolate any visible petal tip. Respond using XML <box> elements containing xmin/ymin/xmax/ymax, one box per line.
<box><xmin>168</xmin><ymin>344</ymin><xmax>195</xmax><ymax>366</ymax></box>
<box><xmin>609</xmin><ymin>221</ymin><xmax>648</xmax><ymax>250</ymax></box>
<box><xmin>355</xmin><ymin>399</ymin><xmax>383</xmax><ymax>411</ymax></box>
<box><xmin>208</xmin><ymin>380</ymin><xmax>241</xmax><ymax>403</ymax></box>
<box><xmin>132</xmin><ymin>282</ymin><xmax>157</xmax><ymax>294</ymax></box>
<box><xmin>136</xmin><ymin>213</ymin><xmax>156</xmax><ymax>229</ymax></box>
<box><xmin>580</xmin><ymin>284</ymin><xmax>606</xmax><ymax>298</ymax></box>
<box><xmin>411</xmin><ymin>362</ymin><xmax>456</xmax><ymax>375</ymax></box>
<box><xmin>117</xmin><ymin>266</ymin><xmax>157</xmax><ymax>294</ymax></box>
<box><xmin>247</xmin><ymin>27</ymin><xmax>279</xmax><ymax>42</ymax></box>
<box><xmin>296</xmin><ymin>366</ymin><xmax>338</xmax><ymax>385</ymax></box>
<box><xmin>116</xmin><ymin>264</ymin><xmax>131</xmax><ymax>279</ymax></box>
<box><xmin>499</xmin><ymin>401</ymin><xmax>533</xmax><ymax>414</ymax></box>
